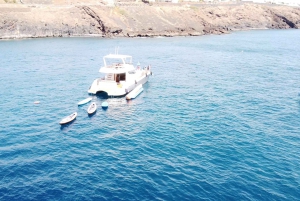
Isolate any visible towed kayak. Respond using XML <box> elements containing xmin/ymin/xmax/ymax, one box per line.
<box><xmin>87</xmin><ymin>102</ymin><xmax>97</xmax><ymax>115</ymax></box>
<box><xmin>126</xmin><ymin>84</ymin><xmax>143</xmax><ymax>100</ymax></box>
<box><xmin>59</xmin><ymin>112</ymin><xmax>77</xmax><ymax>125</ymax></box>
<box><xmin>78</xmin><ymin>97</ymin><xmax>92</xmax><ymax>106</ymax></box>
<box><xmin>102</xmin><ymin>101</ymin><xmax>108</xmax><ymax>109</ymax></box>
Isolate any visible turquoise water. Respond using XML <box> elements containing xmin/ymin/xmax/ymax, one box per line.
<box><xmin>1</xmin><ymin>30</ymin><xmax>300</xmax><ymax>200</ymax></box>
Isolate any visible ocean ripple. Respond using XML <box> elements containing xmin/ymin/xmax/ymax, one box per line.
<box><xmin>1</xmin><ymin>30</ymin><xmax>300</xmax><ymax>200</ymax></box>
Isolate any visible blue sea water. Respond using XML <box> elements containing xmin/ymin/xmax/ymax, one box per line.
<box><xmin>0</xmin><ymin>30</ymin><xmax>300</xmax><ymax>200</ymax></box>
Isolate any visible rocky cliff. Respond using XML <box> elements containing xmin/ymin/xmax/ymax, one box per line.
<box><xmin>0</xmin><ymin>2</ymin><xmax>300</xmax><ymax>39</ymax></box>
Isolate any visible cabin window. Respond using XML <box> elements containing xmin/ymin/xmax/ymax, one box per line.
<box><xmin>120</xmin><ymin>73</ymin><xmax>126</xmax><ymax>81</ymax></box>
<box><xmin>116</xmin><ymin>73</ymin><xmax>126</xmax><ymax>82</ymax></box>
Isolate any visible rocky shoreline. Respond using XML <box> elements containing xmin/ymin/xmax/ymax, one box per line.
<box><xmin>0</xmin><ymin>2</ymin><xmax>300</xmax><ymax>39</ymax></box>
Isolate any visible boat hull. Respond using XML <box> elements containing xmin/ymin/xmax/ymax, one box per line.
<box><xmin>59</xmin><ymin>112</ymin><xmax>77</xmax><ymax>125</ymax></box>
<box><xmin>78</xmin><ymin>97</ymin><xmax>92</xmax><ymax>106</ymax></box>
<box><xmin>125</xmin><ymin>73</ymin><xmax>149</xmax><ymax>95</ymax></box>
<box><xmin>88</xmin><ymin>71</ymin><xmax>151</xmax><ymax>97</ymax></box>
<box><xmin>126</xmin><ymin>84</ymin><xmax>144</xmax><ymax>100</ymax></box>
<box><xmin>87</xmin><ymin>103</ymin><xmax>97</xmax><ymax>115</ymax></box>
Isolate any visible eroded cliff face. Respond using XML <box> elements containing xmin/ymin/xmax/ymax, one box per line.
<box><xmin>0</xmin><ymin>2</ymin><xmax>300</xmax><ymax>39</ymax></box>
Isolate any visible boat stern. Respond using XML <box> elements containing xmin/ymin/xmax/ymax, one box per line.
<box><xmin>88</xmin><ymin>78</ymin><xmax>127</xmax><ymax>96</ymax></box>
<box><xmin>88</xmin><ymin>79</ymin><xmax>99</xmax><ymax>94</ymax></box>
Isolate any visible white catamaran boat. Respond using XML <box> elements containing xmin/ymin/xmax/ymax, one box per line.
<box><xmin>88</xmin><ymin>54</ymin><xmax>152</xmax><ymax>96</ymax></box>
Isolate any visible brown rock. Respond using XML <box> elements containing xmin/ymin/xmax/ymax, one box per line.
<box><xmin>0</xmin><ymin>2</ymin><xmax>300</xmax><ymax>39</ymax></box>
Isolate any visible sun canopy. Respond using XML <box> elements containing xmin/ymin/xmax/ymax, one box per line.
<box><xmin>104</xmin><ymin>54</ymin><xmax>132</xmax><ymax>59</ymax></box>
<box><xmin>103</xmin><ymin>54</ymin><xmax>132</xmax><ymax>66</ymax></box>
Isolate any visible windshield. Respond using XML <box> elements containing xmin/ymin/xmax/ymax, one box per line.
<box><xmin>104</xmin><ymin>56</ymin><xmax>132</xmax><ymax>67</ymax></box>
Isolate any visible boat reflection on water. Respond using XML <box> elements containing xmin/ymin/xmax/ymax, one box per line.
<box><xmin>88</xmin><ymin>112</ymin><xmax>97</xmax><ymax>120</ymax></box>
<box><xmin>95</xmin><ymin>91</ymin><xmax>109</xmax><ymax>99</ymax></box>
<box><xmin>126</xmin><ymin>99</ymin><xmax>133</xmax><ymax>105</ymax></box>
<box><xmin>60</xmin><ymin>119</ymin><xmax>76</xmax><ymax>131</ymax></box>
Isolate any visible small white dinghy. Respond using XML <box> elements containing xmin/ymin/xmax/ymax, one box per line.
<box><xmin>126</xmin><ymin>84</ymin><xmax>143</xmax><ymax>100</ymax></box>
<box><xmin>87</xmin><ymin>102</ymin><xmax>97</xmax><ymax>115</ymax></box>
<box><xmin>59</xmin><ymin>112</ymin><xmax>77</xmax><ymax>125</ymax></box>
<box><xmin>78</xmin><ymin>97</ymin><xmax>92</xmax><ymax>106</ymax></box>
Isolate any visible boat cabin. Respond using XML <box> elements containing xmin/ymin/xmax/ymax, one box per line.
<box><xmin>99</xmin><ymin>54</ymin><xmax>135</xmax><ymax>83</ymax></box>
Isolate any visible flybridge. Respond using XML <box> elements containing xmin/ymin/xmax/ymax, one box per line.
<box><xmin>103</xmin><ymin>54</ymin><xmax>133</xmax><ymax>67</ymax></box>
<box><xmin>100</xmin><ymin>54</ymin><xmax>134</xmax><ymax>74</ymax></box>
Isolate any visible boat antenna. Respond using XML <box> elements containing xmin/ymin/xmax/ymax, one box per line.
<box><xmin>114</xmin><ymin>47</ymin><xmax>119</xmax><ymax>55</ymax></box>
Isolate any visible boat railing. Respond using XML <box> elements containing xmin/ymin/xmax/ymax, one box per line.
<box><xmin>105</xmin><ymin>63</ymin><xmax>123</xmax><ymax>68</ymax></box>
<box><xmin>97</xmin><ymin>77</ymin><xmax>116</xmax><ymax>85</ymax></box>
<box><xmin>105</xmin><ymin>62</ymin><xmax>133</xmax><ymax>68</ymax></box>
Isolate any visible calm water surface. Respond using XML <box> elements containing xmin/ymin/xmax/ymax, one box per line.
<box><xmin>0</xmin><ymin>30</ymin><xmax>300</xmax><ymax>200</ymax></box>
